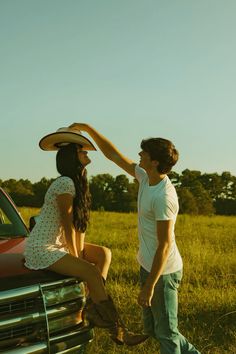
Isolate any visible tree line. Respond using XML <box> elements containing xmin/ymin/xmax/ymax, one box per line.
<box><xmin>0</xmin><ymin>169</ymin><xmax>235</xmax><ymax>215</ymax></box>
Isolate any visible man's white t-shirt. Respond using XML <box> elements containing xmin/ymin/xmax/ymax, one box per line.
<box><xmin>135</xmin><ymin>165</ymin><xmax>183</xmax><ymax>274</ymax></box>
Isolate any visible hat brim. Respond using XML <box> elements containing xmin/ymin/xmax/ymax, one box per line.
<box><xmin>39</xmin><ymin>132</ymin><xmax>97</xmax><ymax>151</ymax></box>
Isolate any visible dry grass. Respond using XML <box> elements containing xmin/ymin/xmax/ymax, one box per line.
<box><xmin>19</xmin><ymin>208</ymin><xmax>236</xmax><ymax>353</ymax></box>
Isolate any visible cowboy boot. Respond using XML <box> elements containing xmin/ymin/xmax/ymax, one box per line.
<box><xmin>83</xmin><ymin>297</ymin><xmax>111</xmax><ymax>328</ymax></box>
<box><xmin>94</xmin><ymin>296</ymin><xmax>149</xmax><ymax>346</ymax></box>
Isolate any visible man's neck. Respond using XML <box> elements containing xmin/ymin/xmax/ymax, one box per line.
<box><xmin>148</xmin><ymin>171</ymin><xmax>166</xmax><ymax>186</ymax></box>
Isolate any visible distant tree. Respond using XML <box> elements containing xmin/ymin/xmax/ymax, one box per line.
<box><xmin>32</xmin><ymin>178</ymin><xmax>54</xmax><ymax>207</ymax></box>
<box><xmin>230</xmin><ymin>175</ymin><xmax>236</xmax><ymax>199</ymax></box>
<box><xmin>221</xmin><ymin>172</ymin><xmax>235</xmax><ymax>199</ymax></box>
<box><xmin>214</xmin><ymin>198</ymin><xmax>236</xmax><ymax>215</ymax></box>
<box><xmin>2</xmin><ymin>179</ymin><xmax>18</xmax><ymax>194</ymax></box>
<box><xmin>177</xmin><ymin>187</ymin><xmax>198</xmax><ymax>214</ymax></box>
<box><xmin>200</xmin><ymin>173</ymin><xmax>223</xmax><ymax>200</ymax></box>
<box><xmin>214</xmin><ymin>173</ymin><xmax>236</xmax><ymax>215</ymax></box>
<box><xmin>2</xmin><ymin>179</ymin><xmax>34</xmax><ymax>206</ymax></box>
<box><xmin>127</xmin><ymin>179</ymin><xmax>138</xmax><ymax>212</ymax></box>
<box><xmin>169</xmin><ymin>171</ymin><xmax>181</xmax><ymax>187</ymax></box>
<box><xmin>180</xmin><ymin>169</ymin><xmax>202</xmax><ymax>187</ymax></box>
<box><xmin>179</xmin><ymin>170</ymin><xmax>215</xmax><ymax>215</ymax></box>
<box><xmin>191</xmin><ymin>181</ymin><xmax>215</xmax><ymax>215</ymax></box>
<box><xmin>0</xmin><ymin>169</ymin><xmax>235</xmax><ymax>214</ymax></box>
<box><xmin>89</xmin><ymin>174</ymin><xmax>115</xmax><ymax>210</ymax></box>
<box><xmin>112</xmin><ymin>174</ymin><xmax>133</xmax><ymax>212</ymax></box>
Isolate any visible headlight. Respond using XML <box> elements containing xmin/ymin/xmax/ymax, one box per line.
<box><xmin>43</xmin><ymin>283</ymin><xmax>85</xmax><ymax>306</ymax></box>
<box><xmin>48</xmin><ymin>310</ymin><xmax>83</xmax><ymax>333</ymax></box>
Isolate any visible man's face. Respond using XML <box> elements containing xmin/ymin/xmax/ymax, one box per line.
<box><xmin>138</xmin><ymin>150</ymin><xmax>152</xmax><ymax>170</ymax></box>
<box><xmin>139</xmin><ymin>149</ymin><xmax>159</xmax><ymax>173</ymax></box>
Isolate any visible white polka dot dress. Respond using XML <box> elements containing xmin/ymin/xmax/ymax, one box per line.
<box><xmin>24</xmin><ymin>176</ymin><xmax>76</xmax><ymax>270</ymax></box>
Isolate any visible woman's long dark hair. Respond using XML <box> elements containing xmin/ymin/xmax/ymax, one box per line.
<box><xmin>56</xmin><ymin>143</ymin><xmax>91</xmax><ymax>232</ymax></box>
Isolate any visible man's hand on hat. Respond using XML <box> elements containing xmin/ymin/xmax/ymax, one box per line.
<box><xmin>69</xmin><ymin>123</ymin><xmax>87</xmax><ymax>132</ymax></box>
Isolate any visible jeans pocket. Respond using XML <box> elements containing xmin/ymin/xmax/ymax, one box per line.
<box><xmin>169</xmin><ymin>271</ymin><xmax>182</xmax><ymax>289</ymax></box>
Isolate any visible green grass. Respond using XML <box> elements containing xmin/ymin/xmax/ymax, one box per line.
<box><xmin>19</xmin><ymin>208</ymin><xmax>236</xmax><ymax>353</ymax></box>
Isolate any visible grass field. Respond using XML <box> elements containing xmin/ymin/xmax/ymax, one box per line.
<box><xmin>19</xmin><ymin>208</ymin><xmax>236</xmax><ymax>354</ymax></box>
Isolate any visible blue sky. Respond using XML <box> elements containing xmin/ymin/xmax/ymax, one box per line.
<box><xmin>1</xmin><ymin>0</ymin><xmax>235</xmax><ymax>182</ymax></box>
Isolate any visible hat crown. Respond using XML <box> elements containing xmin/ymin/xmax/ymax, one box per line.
<box><xmin>56</xmin><ymin>127</ymin><xmax>82</xmax><ymax>135</ymax></box>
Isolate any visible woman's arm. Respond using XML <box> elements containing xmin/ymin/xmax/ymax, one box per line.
<box><xmin>70</xmin><ymin>123</ymin><xmax>136</xmax><ymax>177</ymax></box>
<box><xmin>57</xmin><ymin>193</ymin><xmax>78</xmax><ymax>257</ymax></box>
<box><xmin>76</xmin><ymin>232</ymin><xmax>85</xmax><ymax>258</ymax></box>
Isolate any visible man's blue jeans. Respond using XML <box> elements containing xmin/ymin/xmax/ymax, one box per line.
<box><xmin>140</xmin><ymin>267</ymin><xmax>201</xmax><ymax>354</ymax></box>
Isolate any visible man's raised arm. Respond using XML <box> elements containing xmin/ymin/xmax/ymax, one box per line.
<box><xmin>70</xmin><ymin>123</ymin><xmax>136</xmax><ymax>177</ymax></box>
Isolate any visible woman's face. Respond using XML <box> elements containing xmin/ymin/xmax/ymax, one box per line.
<box><xmin>77</xmin><ymin>145</ymin><xmax>91</xmax><ymax>166</ymax></box>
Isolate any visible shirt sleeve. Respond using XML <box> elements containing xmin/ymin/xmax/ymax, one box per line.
<box><xmin>53</xmin><ymin>177</ymin><xmax>76</xmax><ymax>197</ymax></box>
<box><xmin>135</xmin><ymin>164</ymin><xmax>148</xmax><ymax>183</ymax></box>
<box><xmin>153</xmin><ymin>195</ymin><xmax>178</xmax><ymax>221</ymax></box>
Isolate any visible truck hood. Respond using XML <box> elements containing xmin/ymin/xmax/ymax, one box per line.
<box><xmin>0</xmin><ymin>237</ymin><xmax>26</xmax><ymax>254</ymax></box>
<box><xmin>0</xmin><ymin>238</ymin><xmax>67</xmax><ymax>290</ymax></box>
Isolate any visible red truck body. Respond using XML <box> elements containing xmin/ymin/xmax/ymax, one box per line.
<box><xmin>0</xmin><ymin>187</ymin><xmax>93</xmax><ymax>353</ymax></box>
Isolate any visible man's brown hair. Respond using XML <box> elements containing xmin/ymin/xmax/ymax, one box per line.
<box><xmin>141</xmin><ymin>138</ymin><xmax>179</xmax><ymax>174</ymax></box>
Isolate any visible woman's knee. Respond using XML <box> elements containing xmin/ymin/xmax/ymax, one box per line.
<box><xmin>84</xmin><ymin>243</ymin><xmax>112</xmax><ymax>265</ymax></box>
<box><xmin>94</xmin><ymin>245</ymin><xmax>112</xmax><ymax>265</ymax></box>
<box><xmin>101</xmin><ymin>246</ymin><xmax>112</xmax><ymax>264</ymax></box>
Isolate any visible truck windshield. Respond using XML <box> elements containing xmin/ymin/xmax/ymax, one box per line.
<box><xmin>0</xmin><ymin>190</ymin><xmax>28</xmax><ymax>238</ymax></box>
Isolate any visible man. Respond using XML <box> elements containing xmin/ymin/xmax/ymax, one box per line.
<box><xmin>70</xmin><ymin>123</ymin><xmax>200</xmax><ymax>354</ymax></box>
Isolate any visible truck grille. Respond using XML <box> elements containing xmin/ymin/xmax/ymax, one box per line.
<box><xmin>0</xmin><ymin>285</ymin><xmax>45</xmax><ymax>350</ymax></box>
<box><xmin>1</xmin><ymin>324</ymin><xmax>34</xmax><ymax>341</ymax></box>
<box><xmin>0</xmin><ymin>298</ymin><xmax>36</xmax><ymax>316</ymax></box>
<box><xmin>0</xmin><ymin>278</ymin><xmax>92</xmax><ymax>353</ymax></box>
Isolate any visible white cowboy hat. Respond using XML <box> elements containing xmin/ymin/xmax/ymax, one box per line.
<box><xmin>39</xmin><ymin>127</ymin><xmax>96</xmax><ymax>151</ymax></box>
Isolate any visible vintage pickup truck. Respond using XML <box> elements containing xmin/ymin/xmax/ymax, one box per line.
<box><xmin>0</xmin><ymin>187</ymin><xmax>94</xmax><ymax>353</ymax></box>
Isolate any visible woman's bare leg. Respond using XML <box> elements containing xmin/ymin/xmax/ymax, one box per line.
<box><xmin>47</xmin><ymin>254</ymin><xmax>107</xmax><ymax>303</ymax></box>
<box><xmin>83</xmin><ymin>242</ymin><xmax>112</xmax><ymax>280</ymax></box>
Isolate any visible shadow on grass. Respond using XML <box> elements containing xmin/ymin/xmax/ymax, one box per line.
<box><xmin>179</xmin><ymin>307</ymin><xmax>236</xmax><ymax>353</ymax></box>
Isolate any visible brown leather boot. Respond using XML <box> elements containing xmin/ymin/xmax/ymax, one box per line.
<box><xmin>93</xmin><ymin>296</ymin><xmax>149</xmax><ymax>346</ymax></box>
<box><xmin>83</xmin><ymin>298</ymin><xmax>111</xmax><ymax>328</ymax></box>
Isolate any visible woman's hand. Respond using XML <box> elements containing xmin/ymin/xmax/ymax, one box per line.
<box><xmin>138</xmin><ymin>284</ymin><xmax>154</xmax><ymax>307</ymax></box>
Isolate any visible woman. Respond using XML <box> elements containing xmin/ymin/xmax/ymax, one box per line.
<box><xmin>24</xmin><ymin>127</ymin><xmax>148</xmax><ymax>346</ymax></box>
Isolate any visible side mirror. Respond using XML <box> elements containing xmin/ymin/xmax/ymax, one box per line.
<box><xmin>29</xmin><ymin>216</ymin><xmax>38</xmax><ymax>231</ymax></box>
